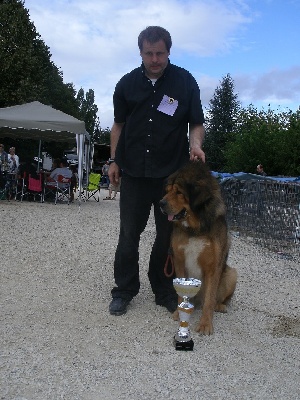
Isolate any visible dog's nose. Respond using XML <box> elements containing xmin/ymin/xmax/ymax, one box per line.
<box><xmin>159</xmin><ymin>199</ymin><xmax>167</xmax><ymax>208</ymax></box>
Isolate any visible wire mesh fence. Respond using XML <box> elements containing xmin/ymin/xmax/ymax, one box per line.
<box><xmin>221</xmin><ymin>178</ymin><xmax>300</xmax><ymax>259</ymax></box>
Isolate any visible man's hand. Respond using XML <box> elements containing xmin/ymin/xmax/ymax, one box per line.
<box><xmin>108</xmin><ymin>162</ymin><xmax>120</xmax><ymax>186</ymax></box>
<box><xmin>190</xmin><ymin>147</ymin><xmax>205</xmax><ymax>162</ymax></box>
<box><xmin>189</xmin><ymin>123</ymin><xmax>206</xmax><ymax>162</ymax></box>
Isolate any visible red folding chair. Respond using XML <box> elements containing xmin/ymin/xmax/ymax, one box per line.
<box><xmin>27</xmin><ymin>174</ymin><xmax>43</xmax><ymax>202</ymax></box>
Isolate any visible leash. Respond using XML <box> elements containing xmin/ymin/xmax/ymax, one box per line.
<box><xmin>164</xmin><ymin>247</ymin><xmax>175</xmax><ymax>277</ymax></box>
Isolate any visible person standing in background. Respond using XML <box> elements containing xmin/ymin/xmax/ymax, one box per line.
<box><xmin>7</xmin><ymin>147</ymin><xmax>19</xmax><ymax>173</ymax></box>
<box><xmin>256</xmin><ymin>164</ymin><xmax>267</xmax><ymax>176</ymax></box>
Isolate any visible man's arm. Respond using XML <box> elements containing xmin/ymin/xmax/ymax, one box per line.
<box><xmin>189</xmin><ymin>123</ymin><xmax>206</xmax><ymax>162</ymax></box>
<box><xmin>108</xmin><ymin>122</ymin><xmax>125</xmax><ymax>185</ymax></box>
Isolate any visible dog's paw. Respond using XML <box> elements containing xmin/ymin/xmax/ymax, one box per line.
<box><xmin>172</xmin><ymin>309</ymin><xmax>179</xmax><ymax>321</ymax></box>
<box><xmin>195</xmin><ymin>319</ymin><xmax>214</xmax><ymax>335</ymax></box>
<box><xmin>215</xmin><ymin>303</ymin><xmax>227</xmax><ymax>313</ymax></box>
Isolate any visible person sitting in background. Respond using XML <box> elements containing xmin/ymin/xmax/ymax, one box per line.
<box><xmin>15</xmin><ymin>158</ymin><xmax>39</xmax><ymax>200</ymax></box>
<box><xmin>47</xmin><ymin>158</ymin><xmax>72</xmax><ymax>187</ymax></box>
<box><xmin>7</xmin><ymin>147</ymin><xmax>19</xmax><ymax>173</ymax></box>
<box><xmin>18</xmin><ymin>158</ymin><xmax>38</xmax><ymax>180</ymax></box>
<box><xmin>51</xmin><ymin>158</ymin><xmax>61</xmax><ymax>171</ymax></box>
<box><xmin>256</xmin><ymin>164</ymin><xmax>267</xmax><ymax>176</ymax></box>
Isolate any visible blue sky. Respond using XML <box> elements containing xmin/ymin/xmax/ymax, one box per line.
<box><xmin>24</xmin><ymin>0</ymin><xmax>300</xmax><ymax>128</ymax></box>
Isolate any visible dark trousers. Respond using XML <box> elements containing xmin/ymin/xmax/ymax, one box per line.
<box><xmin>111</xmin><ymin>173</ymin><xmax>176</xmax><ymax>302</ymax></box>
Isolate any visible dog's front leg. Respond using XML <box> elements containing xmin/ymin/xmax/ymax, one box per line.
<box><xmin>195</xmin><ymin>272</ymin><xmax>220</xmax><ymax>335</ymax></box>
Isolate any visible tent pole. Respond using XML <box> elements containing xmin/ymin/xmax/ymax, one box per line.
<box><xmin>38</xmin><ymin>139</ymin><xmax>42</xmax><ymax>171</ymax></box>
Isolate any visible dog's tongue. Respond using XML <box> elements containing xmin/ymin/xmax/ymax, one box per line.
<box><xmin>168</xmin><ymin>214</ymin><xmax>175</xmax><ymax>221</ymax></box>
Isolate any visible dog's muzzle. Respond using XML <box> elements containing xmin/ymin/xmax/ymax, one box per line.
<box><xmin>159</xmin><ymin>199</ymin><xmax>187</xmax><ymax>221</ymax></box>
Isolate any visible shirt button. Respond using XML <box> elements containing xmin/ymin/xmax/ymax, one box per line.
<box><xmin>146</xmin><ymin>150</ymin><xmax>149</xmax><ymax>153</ymax></box>
<box><xmin>149</xmin><ymin>119</ymin><xmax>152</xmax><ymax>122</ymax></box>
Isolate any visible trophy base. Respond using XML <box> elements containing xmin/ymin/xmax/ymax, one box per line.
<box><xmin>173</xmin><ymin>337</ymin><xmax>194</xmax><ymax>351</ymax></box>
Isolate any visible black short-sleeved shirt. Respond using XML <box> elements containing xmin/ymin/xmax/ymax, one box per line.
<box><xmin>114</xmin><ymin>61</ymin><xmax>205</xmax><ymax>178</ymax></box>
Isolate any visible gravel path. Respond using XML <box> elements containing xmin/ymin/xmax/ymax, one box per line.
<box><xmin>1</xmin><ymin>196</ymin><xmax>299</xmax><ymax>400</ymax></box>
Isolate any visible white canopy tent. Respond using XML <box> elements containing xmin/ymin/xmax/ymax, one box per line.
<box><xmin>0</xmin><ymin>101</ymin><xmax>90</xmax><ymax>204</ymax></box>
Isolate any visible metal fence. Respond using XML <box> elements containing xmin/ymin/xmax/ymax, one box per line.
<box><xmin>221</xmin><ymin>178</ymin><xmax>300</xmax><ymax>259</ymax></box>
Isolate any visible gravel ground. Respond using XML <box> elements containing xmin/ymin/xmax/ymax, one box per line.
<box><xmin>1</xmin><ymin>194</ymin><xmax>300</xmax><ymax>400</ymax></box>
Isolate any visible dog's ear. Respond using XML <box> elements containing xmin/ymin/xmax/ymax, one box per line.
<box><xmin>188</xmin><ymin>180</ymin><xmax>212</xmax><ymax>212</ymax></box>
<box><xmin>163</xmin><ymin>172</ymin><xmax>178</xmax><ymax>195</ymax></box>
<box><xmin>188</xmin><ymin>180</ymin><xmax>216</xmax><ymax>232</ymax></box>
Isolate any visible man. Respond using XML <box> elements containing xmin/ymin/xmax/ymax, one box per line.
<box><xmin>0</xmin><ymin>144</ymin><xmax>8</xmax><ymax>170</ymax></box>
<box><xmin>46</xmin><ymin>158</ymin><xmax>72</xmax><ymax>187</ymax></box>
<box><xmin>108</xmin><ymin>26</ymin><xmax>205</xmax><ymax>316</ymax></box>
<box><xmin>0</xmin><ymin>144</ymin><xmax>8</xmax><ymax>190</ymax></box>
<box><xmin>101</xmin><ymin>160</ymin><xmax>110</xmax><ymax>186</ymax></box>
<box><xmin>256</xmin><ymin>164</ymin><xmax>267</xmax><ymax>176</ymax></box>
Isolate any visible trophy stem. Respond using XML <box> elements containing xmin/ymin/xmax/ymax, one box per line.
<box><xmin>173</xmin><ymin>278</ymin><xmax>202</xmax><ymax>351</ymax></box>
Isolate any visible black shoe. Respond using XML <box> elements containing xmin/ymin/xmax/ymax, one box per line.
<box><xmin>156</xmin><ymin>297</ymin><xmax>178</xmax><ymax>313</ymax></box>
<box><xmin>109</xmin><ymin>298</ymin><xmax>130</xmax><ymax>316</ymax></box>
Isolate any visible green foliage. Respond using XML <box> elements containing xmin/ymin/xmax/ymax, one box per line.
<box><xmin>204</xmin><ymin>73</ymin><xmax>241</xmax><ymax>171</ymax></box>
<box><xmin>0</xmin><ymin>0</ymin><xmax>101</xmax><ymax>158</ymax></box>
<box><xmin>93</xmin><ymin>127</ymin><xmax>111</xmax><ymax>144</ymax></box>
<box><xmin>204</xmin><ymin>73</ymin><xmax>300</xmax><ymax>176</ymax></box>
<box><xmin>76</xmin><ymin>88</ymin><xmax>99</xmax><ymax>139</ymax></box>
<box><xmin>0</xmin><ymin>0</ymin><xmax>79</xmax><ymax>115</ymax></box>
<box><xmin>225</xmin><ymin>106</ymin><xmax>300</xmax><ymax>176</ymax></box>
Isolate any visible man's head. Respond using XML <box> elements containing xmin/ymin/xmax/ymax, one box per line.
<box><xmin>257</xmin><ymin>164</ymin><xmax>264</xmax><ymax>172</ymax></box>
<box><xmin>138</xmin><ymin>26</ymin><xmax>172</xmax><ymax>79</ymax></box>
<box><xmin>60</xmin><ymin>157</ymin><xmax>68</xmax><ymax>167</ymax></box>
<box><xmin>138</xmin><ymin>26</ymin><xmax>172</xmax><ymax>52</ymax></box>
<box><xmin>9</xmin><ymin>147</ymin><xmax>15</xmax><ymax>154</ymax></box>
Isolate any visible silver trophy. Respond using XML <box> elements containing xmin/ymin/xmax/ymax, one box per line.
<box><xmin>173</xmin><ymin>277</ymin><xmax>202</xmax><ymax>351</ymax></box>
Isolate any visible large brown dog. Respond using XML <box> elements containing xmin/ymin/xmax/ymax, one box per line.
<box><xmin>160</xmin><ymin>161</ymin><xmax>237</xmax><ymax>335</ymax></box>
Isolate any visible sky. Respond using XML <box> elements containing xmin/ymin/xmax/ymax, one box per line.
<box><xmin>23</xmin><ymin>0</ymin><xmax>300</xmax><ymax>128</ymax></box>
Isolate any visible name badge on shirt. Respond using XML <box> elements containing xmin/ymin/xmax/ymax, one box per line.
<box><xmin>157</xmin><ymin>95</ymin><xmax>178</xmax><ymax>116</ymax></box>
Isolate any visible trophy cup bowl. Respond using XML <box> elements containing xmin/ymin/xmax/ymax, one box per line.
<box><xmin>173</xmin><ymin>277</ymin><xmax>202</xmax><ymax>351</ymax></box>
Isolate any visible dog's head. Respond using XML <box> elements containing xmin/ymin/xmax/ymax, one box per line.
<box><xmin>160</xmin><ymin>161</ymin><xmax>225</xmax><ymax>231</ymax></box>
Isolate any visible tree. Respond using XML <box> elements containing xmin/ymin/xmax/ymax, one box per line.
<box><xmin>204</xmin><ymin>74</ymin><xmax>241</xmax><ymax>171</ymax></box>
<box><xmin>93</xmin><ymin>127</ymin><xmax>111</xmax><ymax>144</ymax></box>
<box><xmin>0</xmin><ymin>0</ymin><xmax>92</xmax><ymax>158</ymax></box>
<box><xmin>225</xmin><ymin>106</ymin><xmax>300</xmax><ymax>176</ymax></box>
<box><xmin>0</xmin><ymin>0</ymin><xmax>79</xmax><ymax>117</ymax></box>
<box><xmin>76</xmin><ymin>88</ymin><xmax>99</xmax><ymax>139</ymax></box>
<box><xmin>282</xmin><ymin>109</ymin><xmax>300</xmax><ymax>175</ymax></box>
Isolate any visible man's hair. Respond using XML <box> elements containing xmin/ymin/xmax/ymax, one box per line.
<box><xmin>138</xmin><ymin>26</ymin><xmax>172</xmax><ymax>52</ymax></box>
<box><xmin>61</xmin><ymin>157</ymin><xmax>68</xmax><ymax>167</ymax></box>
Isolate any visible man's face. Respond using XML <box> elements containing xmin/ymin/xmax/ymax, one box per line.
<box><xmin>140</xmin><ymin>39</ymin><xmax>169</xmax><ymax>79</ymax></box>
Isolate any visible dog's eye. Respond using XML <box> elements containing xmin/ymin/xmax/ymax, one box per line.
<box><xmin>176</xmin><ymin>189</ymin><xmax>182</xmax><ymax>195</ymax></box>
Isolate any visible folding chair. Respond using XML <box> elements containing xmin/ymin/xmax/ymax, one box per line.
<box><xmin>81</xmin><ymin>173</ymin><xmax>101</xmax><ymax>202</ymax></box>
<box><xmin>27</xmin><ymin>174</ymin><xmax>43</xmax><ymax>202</ymax></box>
<box><xmin>15</xmin><ymin>172</ymin><xmax>27</xmax><ymax>201</ymax></box>
<box><xmin>43</xmin><ymin>177</ymin><xmax>56</xmax><ymax>202</ymax></box>
<box><xmin>55</xmin><ymin>174</ymin><xmax>71</xmax><ymax>205</ymax></box>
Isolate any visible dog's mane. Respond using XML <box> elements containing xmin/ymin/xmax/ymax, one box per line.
<box><xmin>170</xmin><ymin>161</ymin><xmax>226</xmax><ymax>234</ymax></box>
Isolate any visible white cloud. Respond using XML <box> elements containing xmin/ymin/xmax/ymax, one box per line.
<box><xmin>24</xmin><ymin>0</ymin><xmax>299</xmax><ymax>127</ymax></box>
<box><xmin>235</xmin><ymin>66</ymin><xmax>300</xmax><ymax>109</ymax></box>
